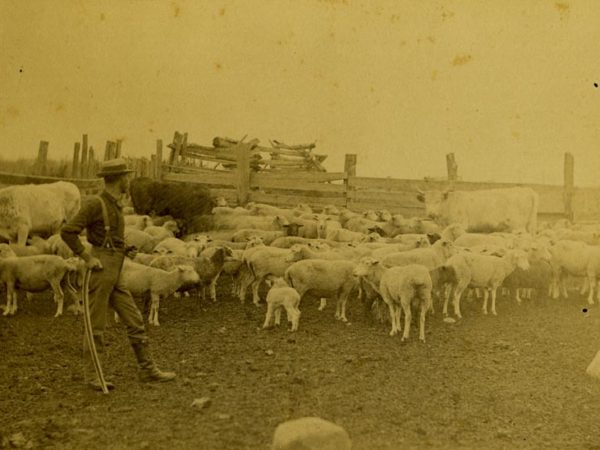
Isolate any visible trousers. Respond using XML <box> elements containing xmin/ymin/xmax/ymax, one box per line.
<box><xmin>82</xmin><ymin>246</ymin><xmax>147</xmax><ymax>356</ymax></box>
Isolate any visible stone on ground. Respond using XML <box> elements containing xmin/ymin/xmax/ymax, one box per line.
<box><xmin>272</xmin><ymin>417</ymin><xmax>351</xmax><ymax>450</ymax></box>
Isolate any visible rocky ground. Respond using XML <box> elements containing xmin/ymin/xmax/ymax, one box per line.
<box><xmin>1</xmin><ymin>283</ymin><xmax>600</xmax><ymax>450</ymax></box>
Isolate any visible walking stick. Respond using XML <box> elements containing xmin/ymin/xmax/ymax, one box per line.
<box><xmin>82</xmin><ymin>268</ymin><xmax>109</xmax><ymax>394</ymax></box>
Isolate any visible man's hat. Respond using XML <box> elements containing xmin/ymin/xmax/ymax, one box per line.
<box><xmin>97</xmin><ymin>158</ymin><xmax>135</xmax><ymax>177</ymax></box>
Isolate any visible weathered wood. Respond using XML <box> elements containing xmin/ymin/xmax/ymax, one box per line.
<box><xmin>564</xmin><ymin>152</ymin><xmax>574</xmax><ymax>221</ymax></box>
<box><xmin>80</xmin><ymin>144</ymin><xmax>89</xmax><ymax>179</ymax></box>
<box><xmin>162</xmin><ymin>171</ymin><xmax>237</xmax><ymax>186</ymax></box>
<box><xmin>115</xmin><ymin>140</ymin><xmax>122</xmax><ymax>158</ymax></box>
<box><xmin>72</xmin><ymin>142</ymin><xmax>81</xmax><ymax>178</ymax></box>
<box><xmin>250</xmin><ymin>192</ymin><xmax>346</xmax><ymax>208</ymax></box>
<box><xmin>150</xmin><ymin>154</ymin><xmax>157</xmax><ymax>179</ymax></box>
<box><xmin>156</xmin><ymin>140</ymin><xmax>163</xmax><ymax>180</ymax></box>
<box><xmin>250</xmin><ymin>177</ymin><xmax>346</xmax><ymax>193</ymax></box>
<box><xmin>35</xmin><ymin>141</ymin><xmax>49</xmax><ymax>176</ymax></box>
<box><xmin>253</xmin><ymin>171</ymin><xmax>346</xmax><ymax>183</ymax></box>
<box><xmin>446</xmin><ymin>153</ymin><xmax>458</xmax><ymax>181</ymax></box>
<box><xmin>236</xmin><ymin>143</ymin><xmax>251</xmax><ymax>205</ymax></box>
<box><xmin>88</xmin><ymin>146</ymin><xmax>95</xmax><ymax>178</ymax></box>
<box><xmin>344</xmin><ymin>154</ymin><xmax>357</xmax><ymax>208</ymax></box>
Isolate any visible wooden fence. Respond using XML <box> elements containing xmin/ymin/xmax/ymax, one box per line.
<box><xmin>4</xmin><ymin>136</ymin><xmax>598</xmax><ymax>224</ymax></box>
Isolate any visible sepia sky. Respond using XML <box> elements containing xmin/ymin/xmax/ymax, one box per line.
<box><xmin>1</xmin><ymin>0</ymin><xmax>600</xmax><ymax>185</ymax></box>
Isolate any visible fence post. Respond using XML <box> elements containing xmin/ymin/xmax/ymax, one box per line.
<box><xmin>72</xmin><ymin>142</ymin><xmax>81</xmax><ymax>178</ymax></box>
<box><xmin>446</xmin><ymin>153</ymin><xmax>458</xmax><ymax>181</ymax></box>
<box><xmin>236</xmin><ymin>143</ymin><xmax>251</xmax><ymax>206</ymax></box>
<box><xmin>564</xmin><ymin>152</ymin><xmax>574</xmax><ymax>221</ymax></box>
<box><xmin>156</xmin><ymin>139</ymin><xmax>163</xmax><ymax>180</ymax></box>
<box><xmin>81</xmin><ymin>145</ymin><xmax>88</xmax><ymax>179</ymax></box>
<box><xmin>344</xmin><ymin>154</ymin><xmax>357</xmax><ymax>209</ymax></box>
<box><xmin>88</xmin><ymin>146</ymin><xmax>95</xmax><ymax>178</ymax></box>
<box><xmin>36</xmin><ymin>141</ymin><xmax>49</xmax><ymax>176</ymax></box>
<box><xmin>115</xmin><ymin>139</ymin><xmax>122</xmax><ymax>158</ymax></box>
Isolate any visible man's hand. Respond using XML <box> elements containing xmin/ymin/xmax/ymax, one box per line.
<box><xmin>80</xmin><ymin>251</ymin><xmax>103</xmax><ymax>271</ymax></box>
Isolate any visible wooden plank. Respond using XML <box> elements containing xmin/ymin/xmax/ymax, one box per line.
<box><xmin>115</xmin><ymin>139</ymin><xmax>122</xmax><ymax>158</ymax></box>
<box><xmin>0</xmin><ymin>171</ymin><xmax>103</xmax><ymax>188</ymax></box>
<box><xmin>347</xmin><ymin>200</ymin><xmax>424</xmax><ymax>216</ymax></box>
<box><xmin>349</xmin><ymin>190</ymin><xmax>423</xmax><ymax>208</ymax></box>
<box><xmin>250</xmin><ymin>177</ymin><xmax>346</xmax><ymax>193</ymax></box>
<box><xmin>162</xmin><ymin>171</ymin><xmax>237</xmax><ymax>186</ymax></box>
<box><xmin>156</xmin><ymin>140</ymin><xmax>163</xmax><ymax>180</ymax></box>
<box><xmin>88</xmin><ymin>146</ymin><xmax>95</xmax><ymax>178</ymax></box>
<box><xmin>253</xmin><ymin>171</ymin><xmax>346</xmax><ymax>183</ymax></box>
<box><xmin>344</xmin><ymin>154</ymin><xmax>357</xmax><ymax>208</ymax></box>
<box><xmin>80</xmin><ymin>143</ymin><xmax>88</xmax><ymax>180</ymax></box>
<box><xmin>236</xmin><ymin>143</ymin><xmax>251</xmax><ymax>205</ymax></box>
<box><xmin>36</xmin><ymin>141</ymin><xmax>49</xmax><ymax>176</ymax></box>
<box><xmin>250</xmin><ymin>192</ymin><xmax>346</xmax><ymax>208</ymax></box>
<box><xmin>72</xmin><ymin>142</ymin><xmax>81</xmax><ymax>178</ymax></box>
<box><xmin>564</xmin><ymin>152</ymin><xmax>574</xmax><ymax>221</ymax></box>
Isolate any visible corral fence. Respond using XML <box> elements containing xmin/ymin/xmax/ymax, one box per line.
<box><xmin>3</xmin><ymin>135</ymin><xmax>598</xmax><ymax>223</ymax></box>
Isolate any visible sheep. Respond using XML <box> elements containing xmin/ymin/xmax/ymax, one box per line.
<box><xmin>122</xmin><ymin>206</ymin><xmax>135</xmax><ymax>215</ymax></box>
<box><xmin>262</xmin><ymin>278</ymin><xmax>301</xmax><ymax>332</ymax></box>
<box><xmin>316</xmin><ymin>217</ymin><xmax>342</xmax><ymax>239</ymax></box>
<box><xmin>211</xmin><ymin>206</ymin><xmax>252</xmax><ymax>216</ymax></box>
<box><xmin>222</xmin><ymin>249</ymin><xmax>244</xmax><ymax>296</ymax></box>
<box><xmin>322</xmin><ymin>205</ymin><xmax>340</xmax><ymax>215</ymax></box>
<box><xmin>124</xmin><ymin>214</ymin><xmax>154</xmax><ymax>230</ymax></box>
<box><xmin>554</xmin><ymin>229</ymin><xmax>600</xmax><ymax>245</ymax></box>
<box><xmin>284</xmin><ymin>259</ymin><xmax>358</xmax><ymax>322</ymax></box>
<box><xmin>353</xmin><ymin>257</ymin><xmax>432</xmax><ymax>341</ymax></box>
<box><xmin>46</xmin><ymin>234</ymin><xmax>91</xmax><ymax>259</ymax></box>
<box><xmin>289</xmin><ymin>217</ymin><xmax>320</xmax><ymax>239</ymax></box>
<box><xmin>370</xmin><ymin>238</ymin><xmax>430</xmax><ymax>260</ymax></box>
<box><xmin>326</xmin><ymin>228</ymin><xmax>371</xmax><ymax>243</ymax></box>
<box><xmin>344</xmin><ymin>216</ymin><xmax>383</xmax><ymax>235</ymax></box>
<box><xmin>442</xmin><ymin>249</ymin><xmax>530</xmax><ymax>318</ymax></box>
<box><xmin>0</xmin><ymin>244</ymin><xmax>17</xmax><ymax>258</ymax></box>
<box><xmin>144</xmin><ymin>220</ymin><xmax>180</xmax><ymax>241</ymax></box>
<box><xmin>382</xmin><ymin>239</ymin><xmax>455</xmax><ymax>271</ymax></box>
<box><xmin>124</xmin><ymin>228</ymin><xmax>162</xmax><ymax>254</ymax></box>
<box><xmin>231</xmin><ymin>229</ymin><xmax>284</xmax><ymax>245</ymax></box>
<box><xmin>149</xmin><ymin>246</ymin><xmax>232</xmax><ymax>303</ymax></box>
<box><xmin>453</xmin><ymin>232</ymin><xmax>514</xmax><ymax>249</ymax></box>
<box><xmin>215</xmin><ymin>196</ymin><xmax>229</xmax><ymax>207</ymax></box>
<box><xmin>243</xmin><ymin>247</ymin><xmax>296</xmax><ymax>306</ymax></box>
<box><xmin>548</xmin><ymin>240</ymin><xmax>600</xmax><ymax>304</ymax></box>
<box><xmin>363</xmin><ymin>210</ymin><xmax>379</xmax><ymax>221</ymax></box>
<box><xmin>8</xmin><ymin>236</ymin><xmax>52</xmax><ymax>257</ymax></box>
<box><xmin>153</xmin><ymin>237</ymin><xmax>201</xmax><ymax>257</ymax></box>
<box><xmin>119</xmin><ymin>259</ymin><xmax>200</xmax><ymax>326</ymax></box>
<box><xmin>376</xmin><ymin>210</ymin><xmax>392</xmax><ymax>222</ymax></box>
<box><xmin>0</xmin><ymin>255</ymin><xmax>81</xmax><ymax>317</ymax></box>
<box><xmin>212</xmin><ymin>213</ymin><xmax>289</xmax><ymax>232</ymax></box>
<box><xmin>271</xmin><ymin>236</ymin><xmax>317</xmax><ymax>248</ymax></box>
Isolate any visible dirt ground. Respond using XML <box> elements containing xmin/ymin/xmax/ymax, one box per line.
<box><xmin>2</xmin><ymin>281</ymin><xmax>600</xmax><ymax>450</ymax></box>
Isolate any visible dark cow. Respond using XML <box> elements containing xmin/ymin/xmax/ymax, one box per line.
<box><xmin>129</xmin><ymin>178</ymin><xmax>215</xmax><ymax>235</ymax></box>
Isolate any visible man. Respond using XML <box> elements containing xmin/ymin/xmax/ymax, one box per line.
<box><xmin>61</xmin><ymin>158</ymin><xmax>176</xmax><ymax>391</ymax></box>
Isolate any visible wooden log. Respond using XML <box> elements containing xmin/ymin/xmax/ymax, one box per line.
<box><xmin>156</xmin><ymin>139</ymin><xmax>163</xmax><ymax>180</ymax></box>
<box><xmin>35</xmin><ymin>141</ymin><xmax>49</xmax><ymax>176</ymax></box>
<box><xmin>72</xmin><ymin>142</ymin><xmax>81</xmax><ymax>178</ymax></box>
<box><xmin>564</xmin><ymin>152</ymin><xmax>574</xmax><ymax>221</ymax></box>
<box><xmin>446</xmin><ymin>153</ymin><xmax>458</xmax><ymax>182</ymax></box>
<box><xmin>270</xmin><ymin>140</ymin><xmax>316</xmax><ymax>151</ymax></box>
<box><xmin>236</xmin><ymin>143</ymin><xmax>252</xmax><ymax>205</ymax></box>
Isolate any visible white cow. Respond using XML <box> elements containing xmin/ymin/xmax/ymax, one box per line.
<box><xmin>0</xmin><ymin>181</ymin><xmax>81</xmax><ymax>246</ymax></box>
<box><xmin>417</xmin><ymin>187</ymin><xmax>538</xmax><ymax>234</ymax></box>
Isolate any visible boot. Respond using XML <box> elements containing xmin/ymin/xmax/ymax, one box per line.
<box><xmin>131</xmin><ymin>341</ymin><xmax>176</xmax><ymax>383</ymax></box>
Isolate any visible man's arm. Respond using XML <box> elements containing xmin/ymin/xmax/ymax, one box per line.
<box><xmin>60</xmin><ymin>197</ymin><xmax>100</xmax><ymax>266</ymax></box>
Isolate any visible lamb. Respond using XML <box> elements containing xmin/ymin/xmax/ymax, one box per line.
<box><xmin>8</xmin><ymin>235</ymin><xmax>52</xmax><ymax>257</ymax></box>
<box><xmin>144</xmin><ymin>220</ymin><xmax>180</xmax><ymax>241</ymax></box>
<box><xmin>0</xmin><ymin>255</ymin><xmax>81</xmax><ymax>317</ymax></box>
<box><xmin>118</xmin><ymin>259</ymin><xmax>200</xmax><ymax>326</ymax></box>
<box><xmin>124</xmin><ymin>214</ymin><xmax>154</xmax><ymax>230</ymax></box>
<box><xmin>284</xmin><ymin>259</ymin><xmax>358</xmax><ymax>322</ymax></box>
<box><xmin>441</xmin><ymin>249</ymin><xmax>530</xmax><ymax>318</ymax></box>
<box><xmin>149</xmin><ymin>246</ymin><xmax>232</xmax><ymax>303</ymax></box>
<box><xmin>222</xmin><ymin>249</ymin><xmax>244</xmax><ymax>295</ymax></box>
<box><xmin>262</xmin><ymin>277</ymin><xmax>301</xmax><ymax>332</ymax></box>
<box><xmin>353</xmin><ymin>257</ymin><xmax>432</xmax><ymax>341</ymax></box>
<box><xmin>46</xmin><ymin>234</ymin><xmax>92</xmax><ymax>258</ymax></box>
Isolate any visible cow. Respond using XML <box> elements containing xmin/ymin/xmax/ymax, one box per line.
<box><xmin>416</xmin><ymin>187</ymin><xmax>538</xmax><ymax>234</ymax></box>
<box><xmin>129</xmin><ymin>177</ymin><xmax>215</xmax><ymax>235</ymax></box>
<box><xmin>0</xmin><ymin>181</ymin><xmax>81</xmax><ymax>246</ymax></box>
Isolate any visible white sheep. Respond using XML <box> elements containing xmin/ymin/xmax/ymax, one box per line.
<box><xmin>262</xmin><ymin>277</ymin><xmax>301</xmax><ymax>332</ymax></box>
<box><xmin>244</xmin><ymin>247</ymin><xmax>295</xmax><ymax>306</ymax></box>
<box><xmin>119</xmin><ymin>259</ymin><xmax>200</xmax><ymax>326</ymax></box>
<box><xmin>144</xmin><ymin>220</ymin><xmax>180</xmax><ymax>241</ymax></box>
<box><xmin>0</xmin><ymin>255</ymin><xmax>81</xmax><ymax>317</ymax></box>
<box><xmin>284</xmin><ymin>259</ymin><xmax>357</xmax><ymax>322</ymax></box>
<box><xmin>231</xmin><ymin>229</ymin><xmax>284</xmax><ymax>245</ymax></box>
<box><xmin>353</xmin><ymin>257</ymin><xmax>433</xmax><ymax>341</ymax></box>
<box><xmin>153</xmin><ymin>237</ymin><xmax>201</xmax><ymax>258</ymax></box>
<box><xmin>124</xmin><ymin>214</ymin><xmax>154</xmax><ymax>230</ymax></box>
<box><xmin>124</xmin><ymin>228</ymin><xmax>162</xmax><ymax>254</ymax></box>
<box><xmin>442</xmin><ymin>249</ymin><xmax>530</xmax><ymax>318</ymax></box>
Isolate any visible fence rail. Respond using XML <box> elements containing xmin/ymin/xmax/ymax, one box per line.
<box><xmin>4</xmin><ymin>136</ymin><xmax>597</xmax><ymax>223</ymax></box>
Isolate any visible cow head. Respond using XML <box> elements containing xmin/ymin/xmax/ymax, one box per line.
<box><xmin>416</xmin><ymin>189</ymin><xmax>452</xmax><ymax>221</ymax></box>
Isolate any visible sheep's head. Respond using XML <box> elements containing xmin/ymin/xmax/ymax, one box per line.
<box><xmin>528</xmin><ymin>243</ymin><xmax>552</xmax><ymax>262</ymax></box>
<box><xmin>323</xmin><ymin>205</ymin><xmax>340</xmax><ymax>215</ymax></box>
<box><xmin>142</xmin><ymin>216</ymin><xmax>153</xmax><ymax>228</ymax></box>
<box><xmin>215</xmin><ymin>196</ymin><xmax>228</xmax><ymax>207</ymax></box>
<box><xmin>269</xmin><ymin>277</ymin><xmax>289</xmax><ymax>289</ymax></box>
<box><xmin>353</xmin><ymin>257</ymin><xmax>379</xmax><ymax>277</ymax></box>
<box><xmin>377</xmin><ymin>210</ymin><xmax>392</xmax><ymax>222</ymax></box>
<box><xmin>285</xmin><ymin>244</ymin><xmax>306</xmax><ymax>263</ymax></box>
<box><xmin>416</xmin><ymin>236</ymin><xmax>431</xmax><ymax>248</ymax></box>
<box><xmin>164</xmin><ymin>220</ymin><xmax>180</xmax><ymax>234</ymax></box>
<box><xmin>508</xmin><ymin>250</ymin><xmax>530</xmax><ymax>271</ymax></box>
<box><xmin>176</xmin><ymin>265</ymin><xmax>200</xmax><ymax>284</ymax></box>
<box><xmin>246</xmin><ymin>236</ymin><xmax>264</xmax><ymax>248</ymax></box>
<box><xmin>363</xmin><ymin>210</ymin><xmax>378</xmax><ymax>221</ymax></box>
<box><xmin>434</xmin><ymin>239</ymin><xmax>456</xmax><ymax>259</ymax></box>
